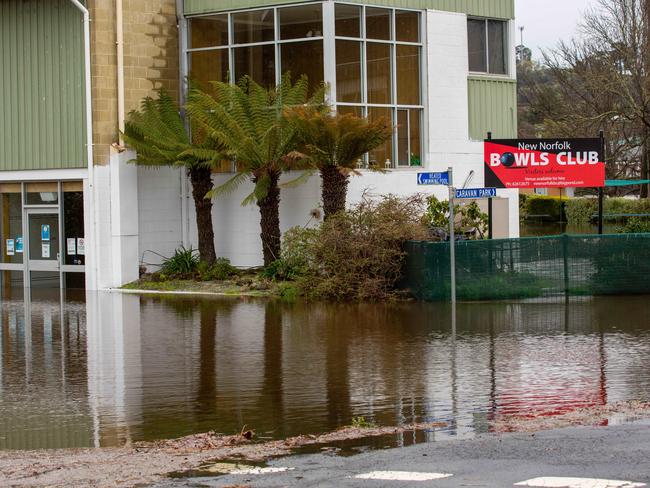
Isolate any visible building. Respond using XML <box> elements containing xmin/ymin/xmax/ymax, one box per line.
<box><xmin>0</xmin><ymin>0</ymin><xmax>518</xmax><ymax>292</ymax></box>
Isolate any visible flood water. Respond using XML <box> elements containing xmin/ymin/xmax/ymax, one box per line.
<box><xmin>1</xmin><ymin>291</ymin><xmax>650</xmax><ymax>450</ymax></box>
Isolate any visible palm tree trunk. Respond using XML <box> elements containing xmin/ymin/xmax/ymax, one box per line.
<box><xmin>320</xmin><ymin>165</ymin><xmax>349</xmax><ymax>220</ymax></box>
<box><xmin>256</xmin><ymin>170</ymin><xmax>281</xmax><ymax>266</ymax></box>
<box><xmin>188</xmin><ymin>166</ymin><xmax>217</xmax><ymax>265</ymax></box>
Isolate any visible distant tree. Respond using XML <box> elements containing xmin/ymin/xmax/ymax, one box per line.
<box><xmin>123</xmin><ymin>90</ymin><xmax>224</xmax><ymax>264</ymax></box>
<box><xmin>521</xmin><ymin>0</ymin><xmax>650</xmax><ymax>195</ymax></box>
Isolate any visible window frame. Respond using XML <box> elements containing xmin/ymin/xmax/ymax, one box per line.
<box><xmin>467</xmin><ymin>16</ymin><xmax>509</xmax><ymax>77</ymax></box>
<box><xmin>334</xmin><ymin>2</ymin><xmax>425</xmax><ymax>168</ymax></box>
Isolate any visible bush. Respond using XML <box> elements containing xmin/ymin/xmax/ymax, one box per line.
<box><xmin>423</xmin><ymin>197</ymin><xmax>488</xmax><ymax>240</ymax></box>
<box><xmin>523</xmin><ymin>195</ymin><xmax>565</xmax><ymax>221</ymax></box>
<box><xmin>198</xmin><ymin>257</ymin><xmax>239</xmax><ymax>281</ymax></box>
<box><xmin>565</xmin><ymin>198</ymin><xmax>597</xmax><ymax>226</ymax></box>
<box><xmin>286</xmin><ymin>194</ymin><xmax>429</xmax><ymax>301</ymax></box>
<box><xmin>160</xmin><ymin>246</ymin><xmax>199</xmax><ymax>277</ymax></box>
<box><xmin>618</xmin><ymin>217</ymin><xmax>650</xmax><ymax>234</ymax></box>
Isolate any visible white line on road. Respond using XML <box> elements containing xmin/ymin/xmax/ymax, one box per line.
<box><xmin>514</xmin><ymin>477</ymin><xmax>647</xmax><ymax>488</ymax></box>
<box><xmin>230</xmin><ymin>467</ymin><xmax>295</xmax><ymax>475</ymax></box>
<box><xmin>354</xmin><ymin>471</ymin><xmax>453</xmax><ymax>481</ymax></box>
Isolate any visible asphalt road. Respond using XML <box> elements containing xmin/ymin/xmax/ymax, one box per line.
<box><xmin>160</xmin><ymin>420</ymin><xmax>650</xmax><ymax>488</ymax></box>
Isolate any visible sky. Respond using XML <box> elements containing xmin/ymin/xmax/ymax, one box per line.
<box><xmin>515</xmin><ymin>0</ymin><xmax>597</xmax><ymax>58</ymax></box>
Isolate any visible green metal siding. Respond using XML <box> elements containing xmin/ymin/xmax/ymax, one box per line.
<box><xmin>0</xmin><ymin>0</ymin><xmax>86</xmax><ymax>172</ymax></box>
<box><xmin>468</xmin><ymin>76</ymin><xmax>517</xmax><ymax>140</ymax></box>
<box><xmin>184</xmin><ymin>0</ymin><xmax>514</xmax><ymax>19</ymax></box>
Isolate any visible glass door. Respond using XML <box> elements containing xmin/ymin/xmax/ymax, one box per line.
<box><xmin>26</xmin><ymin>209</ymin><xmax>60</xmax><ymax>271</ymax></box>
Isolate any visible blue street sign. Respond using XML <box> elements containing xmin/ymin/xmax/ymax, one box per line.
<box><xmin>417</xmin><ymin>172</ymin><xmax>449</xmax><ymax>186</ymax></box>
<box><xmin>455</xmin><ymin>187</ymin><xmax>497</xmax><ymax>199</ymax></box>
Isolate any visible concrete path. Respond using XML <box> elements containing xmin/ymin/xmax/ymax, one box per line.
<box><xmin>161</xmin><ymin>420</ymin><xmax>650</xmax><ymax>487</ymax></box>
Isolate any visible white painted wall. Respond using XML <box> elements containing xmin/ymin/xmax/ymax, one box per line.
<box><xmin>137</xmin><ymin>166</ymin><xmax>184</xmax><ymax>271</ymax></box>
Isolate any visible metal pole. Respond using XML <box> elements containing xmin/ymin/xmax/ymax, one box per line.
<box><xmin>598</xmin><ymin>130</ymin><xmax>605</xmax><ymax>235</ymax></box>
<box><xmin>487</xmin><ymin>132</ymin><xmax>493</xmax><ymax>239</ymax></box>
<box><xmin>448</xmin><ymin>167</ymin><xmax>456</xmax><ymax>305</ymax></box>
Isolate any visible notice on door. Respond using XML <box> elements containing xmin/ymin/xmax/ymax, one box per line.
<box><xmin>77</xmin><ymin>238</ymin><xmax>85</xmax><ymax>255</ymax></box>
<box><xmin>42</xmin><ymin>243</ymin><xmax>50</xmax><ymax>259</ymax></box>
<box><xmin>41</xmin><ymin>224</ymin><xmax>50</xmax><ymax>242</ymax></box>
<box><xmin>6</xmin><ymin>239</ymin><xmax>14</xmax><ymax>256</ymax></box>
<box><xmin>67</xmin><ymin>238</ymin><xmax>76</xmax><ymax>255</ymax></box>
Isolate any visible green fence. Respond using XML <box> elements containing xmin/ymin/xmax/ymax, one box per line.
<box><xmin>402</xmin><ymin>234</ymin><xmax>650</xmax><ymax>301</ymax></box>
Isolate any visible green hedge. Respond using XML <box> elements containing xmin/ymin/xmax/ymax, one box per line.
<box><xmin>523</xmin><ymin>195</ymin><xmax>565</xmax><ymax>221</ymax></box>
<box><xmin>565</xmin><ymin>197</ymin><xmax>650</xmax><ymax>226</ymax></box>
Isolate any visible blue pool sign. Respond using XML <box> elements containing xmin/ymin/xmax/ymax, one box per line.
<box><xmin>455</xmin><ymin>187</ymin><xmax>497</xmax><ymax>199</ymax></box>
<box><xmin>417</xmin><ymin>172</ymin><xmax>449</xmax><ymax>186</ymax></box>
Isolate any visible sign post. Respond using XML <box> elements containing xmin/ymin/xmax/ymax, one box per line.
<box><xmin>448</xmin><ymin>167</ymin><xmax>456</xmax><ymax>306</ymax></box>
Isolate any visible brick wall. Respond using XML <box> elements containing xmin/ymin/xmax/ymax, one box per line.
<box><xmin>89</xmin><ymin>0</ymin><xmax>179</xmax><ymax>166</ymax></box>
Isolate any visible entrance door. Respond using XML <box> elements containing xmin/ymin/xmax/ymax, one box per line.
<box><xmin>26</xmin><ymin>209</ymin><xmax>60</xmax><ymax>289</ymax></box>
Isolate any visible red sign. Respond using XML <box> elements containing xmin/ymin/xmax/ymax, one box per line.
<box><xmin>484</xmin><ymin>138</ymin><xmax>605</xmax><ymax>189</ymax></box>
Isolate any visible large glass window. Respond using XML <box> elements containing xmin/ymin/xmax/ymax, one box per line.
<box><xmin>396</xmin><ymin>44</ymin><xmax>420</xmax><ymax>105</ymax></box>
<box><xmin>234</xmin><ymin>45</ymin><xmax>276</xmax><ymax>87</ymax></box>
<box><xmin>335</xmin><ymin>6</ymin><xmax>423</xmax><ymax>167</ymax></box>
<box><xmin>190</xmin><ymin>15</ymin><xmax>228</xmax><ymax>48</ymax></box>
<box><xmin>281</xmin><ymin>40</ymin><xmax>324</xmax><ymax>93</ymax></box>
<box><xmin>336</xmin><ymin>40</ymin><xmax>362</xmax><ymax>103</ymax></box>
<box><xmin>187</xmin><ymin>3</ymin><xmax>424</xmax><ymax>169</ymax></box>
<box><xmin>280</xmin><ymin>4</ymin><xmax>322</xmax><ymax>40</ymax></box>
<box><xmin>366</xmin><ymin>42</ymin><xmax>392</xmax><ymax>104</ymax></box>
<box><xmin>468</xmin><ymin>18</ymin><xmax>508</xmax><ymax>75</ymax></box>
<box><xmin>232</xmin><ymin>9</ymin><xmax>275</xmax><ymax>44</ymax></box>
<box><xmin>188</xmin><ymin>5</ymin><xmax>324</xmax><ymax>91</ymax></box>
<box><xmin>189</xmin><ymin>49</ymin><xmax>229</xmax><ymax>91</ymax></box>
<box><xmin>335</xmin><ymin>3</ymin><xmax>361</xmax><ymax>38</ymax></box>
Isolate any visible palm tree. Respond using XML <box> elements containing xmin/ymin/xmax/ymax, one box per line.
<box><xmin>288</xmin><ymin>107</ymin><xmax>392</xmax><ymax>219</ymax></box>
<box><xmin>123</xmin><ymin>90</ymin><xmax>225</xmax><ymax>265</ymax></box>
<box><xmin>185</xmin><ymin>74</ymin><xmax>324</xmax><ymax>266</ymax></box>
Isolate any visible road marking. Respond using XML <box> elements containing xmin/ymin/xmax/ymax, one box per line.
<box><xmin>354</xmin><ymin>471</ymin><xmax>453</xmax><ymax>481</ymax></box>
<box><xmin>514</xmin><ymin>477</ymin><xmax>646</xmax><ymax>488</ymax></box>
<box><xmin>230</xmin><ymin>467</ymin><xmax>295</xmax><ymax>475</ymax></box>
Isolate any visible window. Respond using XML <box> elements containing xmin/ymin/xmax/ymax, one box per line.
<box><xmin>187</xmin><ymin>3</ymin><xmax>424</xmax><ymax>169</ymax></box>
<box><xmin>188</xmin><ymin>5</ymin><xmax>324</xmax><ymax>92</ymax></box>
<box><xmin>335</xmin><ymin>6</ymin><xmax>423</xmax><ymax>167</ymax></box>
<box><xmin>468</xmin><ymin>18</ymin><xmax>508</xmax><ymax>75</ymax></box>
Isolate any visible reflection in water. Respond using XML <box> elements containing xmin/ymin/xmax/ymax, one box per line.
<box><xmin>1</xmin><ymin>292</ymin><xmax>650</xmax><ymax>449</ymax></box>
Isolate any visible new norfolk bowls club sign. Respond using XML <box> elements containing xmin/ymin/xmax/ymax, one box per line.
<box><xmin>485</xmin><ymin>138</ymin><xmax>605</xmax><ymax>189</ymax></box>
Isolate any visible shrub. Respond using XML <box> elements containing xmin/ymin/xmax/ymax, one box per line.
<box><xmin>288</xmin><ymin>194</ymin><xmax>429</xmax><ymax>301</ymax></box>
<box><xmin>423</xmin><ymin>197</ymin><xmax>488</xmax><ymax>240</ymax></box>
<box><xmin>198</xmin><ymin>257</ymin><xmax>239</xmax><ymax>281</ymax></box>
<box><xmin>524</xmin><ymin>195</ymin><xmax>565</xmax><ymax>221</ymax></box>
<box><xmin>160</xmin><ymin>246</ymin><xmax>199</xmax><ymax>277</ymax></box>
<box><xmin>565</xmin><ymin>198</ymin><xmax>597</xmax><ymax>226</ymax></box>
<box><xmin>618</xmin><ymin>217</ymin><xmax>650</xmax><ymax>234</ymax></box>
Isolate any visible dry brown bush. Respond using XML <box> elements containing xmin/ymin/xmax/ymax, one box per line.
<box><xmin>284</xmin><ymin>193</ymin><xmax>428</xmax><ymax>300</ymax></box>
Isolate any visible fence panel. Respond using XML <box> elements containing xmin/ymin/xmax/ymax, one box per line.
<box><xmin>402</xmin><ymin>234</ymin><xmax>650</xmax><ymax>301</ymax></box>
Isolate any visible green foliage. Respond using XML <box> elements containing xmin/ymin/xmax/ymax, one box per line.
<box><xmin>185</xmin><ymin>73</ymin><xmax>325</xmax><ymax>205</ymax></box>
<box><xmin>519</xmin><ymin>193</ymin><xmax>530</xmax><ymax>219</ymax></box>
<box><xmin>287</xmin><ymin>106</ymin><xmax>392</xmax><ymax>172</ymax></box>
<box><xmin>618</xmin><ymin>217</ymin><xmax>650</xmax><ymax>234</ymax></box>
<box><xmin>262</xmin><ymin>259</ymin><xmax>303</xmax><ymax>281</ymax></box>
<box><xmin>286</xmin><ymin>194</ymin><xmax>429</xmax><ymax>301</ymax></box>
<box><xmin>423</xmin><ymin>196</ymin><xmax>488</xmax><ymax>240</ymax></box>
<box><xmin>197</xmin><ymin>257</ymin><xmax>240</xmax><ymax>281</ymax></box>
<box><xmin>523</xmin><ymin>195</ymin><xmax>565</xmax><ymax>221</ymax></box>
<box><xmin>160</xmin><ymin>247</ymin><xmax>200</xmax><ymax>277</ymax></box>
<box><xmin>564</xmin><ymin>198</ymin><xmax>597</xmax><ymax>226</ymax></box>
<box><xmin>350</xmin><ymin>416</ymin><xmax>377</xmax><ymax>429</ymax></box>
